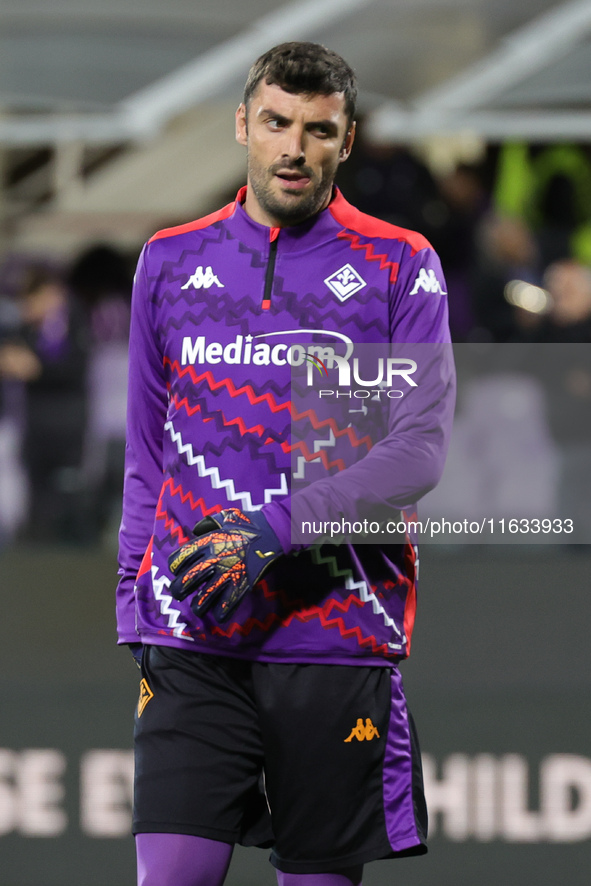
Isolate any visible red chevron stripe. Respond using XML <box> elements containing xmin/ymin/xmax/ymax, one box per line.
<box><xmin>259</xmin><ymin>579</ymin><xmax>400</xmax><ymax>627</ymax></box>
<box><xmin>167</xmin><ymin>358</ymin><xmax>374</xmax><ymax>453</ymax></box>
<box><xmin>155</xmin><ymin>502</ymin><xmax>187</xmax><ymax>545</ymax></box>
<box><xmin>171</xmin><ymin>391</ymin><xmax>371</xmax><ymax>452</ymax></box>
<box><xmin>210</xmin><ymin>612</ymin><xmax>280</xmax><ymax>638</ymax></box>
<box><xmin>165</xmin><ymin>358</ymin><xmax>292</xmax><ymax>415</ymax></box>
<box><xmin>316</xmin><ymin>617</ymin><xmax>393</xmax><ymax>657</ymax></box>
<box><xmin>169</xmin><ymin>393</ymin><xmax>201</xmax><ymax>417</ymax></box>
<box><xmin>246</xmin><ymin>587</ymin><xmax>363</xmax><ymax>629</ymax></box>
<box><xmin>337</xmin><ymin>231</ymin><xmax>400</xmax><ymax>283</ymax></box>
<box><xmin>156</xmin><ymin>477</ymin><xmax>222</xmax><ymax>543</ymax></box>
<box><xmin>329</xmin><ymin>190</ymin><xmax>431</xmax><ymax>256</ymax></box>
<box><xmin>281</xmin><ymin>439</ymin><xmax>346</xmax><ymax>473</ymax></box>
<box><xmin>291</xmin><ymin>403</ymin><xmax>373</xmax><ymax>451</ymax></box>
<box><xmin>159</xmin><ymin>476</ymin><xmax>222</xmax><ymax>517</ymax></box>
<box><xmin>213</xmin><ymin>580</ymin><xmax>396</xmax><ymax>657</ymax></box>
<box><xmin>280</xmin><ymin>593</ymin><xmax>364</xmax><ymax>627</ymax></box>
<box><xmin>212</xmin><ymin>605</ymin><xmax>394</xmax><ymax>657</ymax></box>
<box><xmin>170</xmin><ymin>393</ymin><xmax>267</xmax><ymax>438</ymax></box>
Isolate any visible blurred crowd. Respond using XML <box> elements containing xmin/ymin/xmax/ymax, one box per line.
<box><xmin>342</xmin><ymin>139</ymin><xmax>591</xmax><ymax>544</ymax></box>
<box><xmin>0</xmin><ymin>138</ymin><xmax>590</xmax><ymax>546</ymax></box>
<box><xmin>341</xmin><ymin>139</ymin><xmax>591</xmax><ymax>343</ymax></box>
<box><xmin>0</xmin><ymin>245</ymin><xmax>132</xmax><ymax>545</ymax></box>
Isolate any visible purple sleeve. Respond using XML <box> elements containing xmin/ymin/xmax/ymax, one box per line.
<box><xmin>116</xmin><ymin>245</ymin><xmax>167</xmax><ymax>643</ymax></box>
<box><xmin>263</xmin><ymin>246</ymin><xmax>455</xmax><ymax>554</ymax></box>
<box><xmin>389</xmin><ymin>245</ymin><xmax>451</xmax><ymax>344</ymax></box>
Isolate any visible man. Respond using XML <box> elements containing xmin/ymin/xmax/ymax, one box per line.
<box><xmin>117</xmin><ymin>42</ymin><xmax>455</xmax><ymax>886</ymax></box>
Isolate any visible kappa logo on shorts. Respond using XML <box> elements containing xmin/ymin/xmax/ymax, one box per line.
<box><xmin>344</xmin><ymin>717</ymin><xmax>380</xmax><ymax>742</ymax></box>
<box><xmin>138</xmin><ymin>678</ymin><xmax>154</xmax><ymax>717</ymax></box>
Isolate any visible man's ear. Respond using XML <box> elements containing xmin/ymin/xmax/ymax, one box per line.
<box><xmin>339</xmin><ymin>121</ymin><xmax>356</xmax><ymax>163</ymax></box>
<box><xmin>236</xmin><ymin>103</ymin><xmax>248</xmax><ymax>147</ymax></box>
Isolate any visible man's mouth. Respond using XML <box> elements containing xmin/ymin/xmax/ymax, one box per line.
<box><xmin>275</xmin><ymin>170</ymin><xmax>311</xmax><ymax>190</ymax></box>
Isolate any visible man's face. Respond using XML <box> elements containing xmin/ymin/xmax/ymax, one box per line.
<box><xmin>236</xmin><ymin>81</ymin><xmax>355</xmax><ymax>227</ymax></box>
<box><xmin>545</xmin><ymin>261</ymin><xmax>591</xmax><ymax>324</ymax></box>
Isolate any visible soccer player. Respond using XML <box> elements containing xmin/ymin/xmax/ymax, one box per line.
<box><xmin>117</xmin><ymin>42</ymin><xmax>455</xmax><ymax>886</ymax></box>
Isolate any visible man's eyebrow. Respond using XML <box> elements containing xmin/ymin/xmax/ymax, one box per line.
<box><xmin>259</xmin><ymin>107</ymin><xmax>290</xmax><ymax>122</ymax></box>
<box><xmin>306</xmin><ymin>119</ymin><xmax>339</xmax><ymax>133</ymax></box>
<box><xmin>258</xmin><ymin>108</ymin><xmax>339</xmax><ymax>133</ymax></box>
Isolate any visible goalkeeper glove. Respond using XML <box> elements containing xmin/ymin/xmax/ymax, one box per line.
<box><xmin>168</xmin><ymin>508</ymin><xmax>282</xmax><ymax>622</ymax></box>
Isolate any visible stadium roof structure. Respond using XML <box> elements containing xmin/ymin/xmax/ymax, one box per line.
<box><xmin>4</xmin><ymin>0</ymin><xmax>591</xmax><ymax>253</ymax></box>
<box><xmin>2</xmin><ymin>0</ymin><xmax>591</xmax><ymax>146</ymax></box>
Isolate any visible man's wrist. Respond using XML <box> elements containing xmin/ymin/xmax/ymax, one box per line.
<box><xmin>261</xmin><ymin>501</ymin><xmax>300</xmax><ymax>554</ymax></box>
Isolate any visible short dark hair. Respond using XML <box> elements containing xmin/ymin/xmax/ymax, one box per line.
<box><xmin>243</xmin><ymin>42</ymin><xmax>357</xmax><ymax>125</ymax></box>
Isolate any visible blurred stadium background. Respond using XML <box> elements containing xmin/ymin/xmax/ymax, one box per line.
<box><xmin>1</xmin><ymin>1</ymin><xmax>590</xmax><ymax>883</ymax></box>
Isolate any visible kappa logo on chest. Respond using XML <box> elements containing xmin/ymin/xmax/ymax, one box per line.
<box><xmin>182</xmin><ymin>266</ymin><xmax>224</xmax><ymax>290</ymax></box>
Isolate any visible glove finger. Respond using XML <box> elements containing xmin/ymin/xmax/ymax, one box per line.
<box><xmin>190</xmin><ymin>574</ymin><xmax>232</xmax><ymax>618</ymax></box>
<box><xmin>213</xmin><ymin>568</ymin><xmax>252</xmax><ymax>623</ymax></box>
<box><xmin>169</xmin><ymin>561</ymin><xmax>216</xmax><ymax>601</ymax></box>
<box><xmin>192</xmin><ymin>514</ymin><xmax>222</xmax><ymax>537</ymax></box>
<box><xmin>168</xmin><ymin>535</ymin><xmax>210</xmax><ymax>575</ymax></box>
<box><xmin>213</xmin><ymin>587</ymin><xmax>248</xmax><ymax>623</ymax></box>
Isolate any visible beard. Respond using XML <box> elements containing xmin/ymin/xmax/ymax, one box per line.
<box><xmin>247</xmin><ymin>154</ymin><xmax>338</xmax><ymax>225</ymax></box>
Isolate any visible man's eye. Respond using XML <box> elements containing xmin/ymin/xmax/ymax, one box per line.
<box><xmin>267</xmin><ymin>119</ymin><xmax>284</xmax><ymax>130</ymax></box>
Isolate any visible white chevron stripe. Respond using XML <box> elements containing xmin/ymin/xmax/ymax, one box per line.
<box><xmin>344</xmin><ymin>575</ymin><xmax>404</xmax><ymax>645</ymax></box>
<box><xmin>293</xmin><ymin>456</ymin><xmax>308</xmax><ymax>480</ymax></box>
<box><xmin>312</xmin><ymin>548</ymin><xmax>405</xmax><ymax>649</ymax></box>
<box><xmin>165</xmin><ymin>420</ymin><xmax>287</xmax><ymax>510</ymax></box>
<box><xmin>151</xmin><ymin>564</ymin><xmax>193</xmax><ymax>640</ymax></box>
<box><xmin>293</xmin><ymin>428</ymin><xmax>336</xmax><ymax>480</ymax></box>
<box><xmin>313</xmin><ymin>428</ymin><xmax>336</xmax><ymax>452</ymax></box>
<box><xmin>264</xmin><ymin>473</ymin><xmax>288</xmax><ymax>502</ymax></box>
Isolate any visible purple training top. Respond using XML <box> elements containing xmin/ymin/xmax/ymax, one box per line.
<box><xmin>116</xmin><ymin>186</ymin><xmax>455</xmax><ymax>665</ymax></box>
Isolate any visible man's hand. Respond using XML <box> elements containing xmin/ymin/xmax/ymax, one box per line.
<box><xmin>168</xmin><ymin>509</ymin><xmax>282</xmax><ymax>622</ymax></box>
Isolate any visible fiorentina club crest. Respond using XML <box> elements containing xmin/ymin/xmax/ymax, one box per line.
<box><xmin>324</xmin><ymin>264</ymin><xmax>367</xmax><ymax>302</ymax></box>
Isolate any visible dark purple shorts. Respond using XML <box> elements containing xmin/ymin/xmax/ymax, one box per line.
<box><xmin>133</xmin><ymin>645</ymin><xmax>427</xmax><ymax>874</ymax></box>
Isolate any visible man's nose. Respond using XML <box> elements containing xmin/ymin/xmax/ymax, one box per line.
<box><xmin>282</xmin><ymin>128</ymin><xmax>306</xmax><ymax>164</ymax></box>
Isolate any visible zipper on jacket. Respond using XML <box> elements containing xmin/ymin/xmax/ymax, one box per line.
<box><xmin>262</xmin><ymin>227</ymin><xmax>280</xmax><ymax>310</ymax></box>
